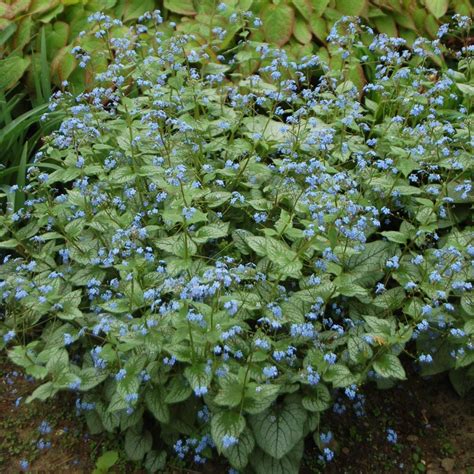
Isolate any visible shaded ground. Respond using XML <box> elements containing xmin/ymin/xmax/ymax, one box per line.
<box><xmin>303</xmin><ymin>374</ymin><xmax>474</xmax><ymax>473</ymax></box>
<box><xmin>1</xmin><ymin>356</ymin><xmax>473</xmax><ymax>473</ymax></box>
<box><xmin>0</xmin><ymin>358</ymin><xmax>132</xmax><ymax>473</ymax></box>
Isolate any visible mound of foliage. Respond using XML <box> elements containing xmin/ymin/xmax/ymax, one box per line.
<box><xmin>1</xmin><ymin>0</ymin><xmax>473</xmax><ymax>92</ymax></box>
<box><xmin>0</xmin><ymin>10</ymin><xmax>473</xmax><ymax>473</ymax></box>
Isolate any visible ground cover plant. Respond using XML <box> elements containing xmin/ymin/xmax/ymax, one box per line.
<box><xmin>0</xmin><ymin>8</ymin><xmax>473</xmax><ymax>473</ymax></box>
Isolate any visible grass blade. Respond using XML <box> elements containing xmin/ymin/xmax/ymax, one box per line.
<box><xmin>15</xmin><ymin>142</ymin><xmax>28</xmax><ymax>211</ymax></box>
<box><xmin>40</xmin><ymin>27</ymin><xmax>51</xmax><ymax>102</ymax></box>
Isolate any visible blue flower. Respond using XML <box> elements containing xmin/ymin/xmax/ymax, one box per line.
<box><xmin>387</xmin><ymin>428</ymin><xmax>397</xmax><ymax>444</ymax></box>
<box><xmin>262</xmin><ymin>366</ymin><xmax>278</xmax><ymax>379</ymax></box>
<box><xmin>3</xmin><ymin>330</ymin><xmax>15</xmax><ymax>343</ymax></box>
<box><xmin>182</xmin><ymin>207</ymin><xmax>197</xmax><ymax>221</ymax></box>
<box><xmin>38</xmin><ymin>420</ymin><xmax>52</xmax><ymax>435</ymax></box>
<box><xmin>222</xmin><ymin>435</ymin><xmax>238</xmax><ymax>449</ymax></box>
<box><xmin>385</xmin><ymin>256</ymin><xmax>399</xmax><ymax>269</ymax></box>
<box><xmin>194</xmin><ymin>386</ymin><xmax>208</xmax><ymax>396</ymax></box>
<box><xmin>419</xmin><ymin>354</ymin><xmax>433</xmax><ymax>364</ymax></box>
<box><xmin>253</xmin><ymin>212</ymin><xmax>268</xmax><ymax>224</ymax></box>
<box><xmin>115</xmin><ymin>368</ymin><xmax>127</xmax><ymax>381</ymax></box>
<box><xmin>63</xmin><ymin>333</ymin><xmax>73</xmax><ymax>346</ymax></box>
<box><xmin>324</xmin><ymin>353</ymin><xmax>337</xmax><ymax>365</ymax></box>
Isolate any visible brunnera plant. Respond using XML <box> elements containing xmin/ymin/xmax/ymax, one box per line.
<box><xmin>0</xmin><ymin>11</ymin><xmax>473</xmax><ymax>472</ymax></box>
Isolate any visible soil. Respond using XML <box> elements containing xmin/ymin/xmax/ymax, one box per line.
<box><xmin>1</xmin><ymin>356</ymin><xmax>473</xmax><ymax>473</ymax></box>
<box><xmin>0</xmin><ymin>360</ymin><xmax>96</xmax><ymax>472</ymax></box>
<box><xmin>303</xmin><ymin>374</ymin><xmax>474</xmax><ymax>473</ymax></box>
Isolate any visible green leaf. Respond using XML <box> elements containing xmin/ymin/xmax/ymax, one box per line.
<box><xmin>116</xmin><ymin>373</ymin><xmax>139</xmax><ymax>400</ymax></box>
<box><xmin>293</xmin><ymin>16</ymin><xmax>312</xmax><ymax>44</ymax></box>
<box><xmin>373</xmin><ymin>354</ymin><xmax>406</xmax><ymax>380</ymax></box>
<box><xmin>262</xmin><ymin>5</ymin><xmax>295</xmax><ymax>47</ymax></box>
<box><xmin>250</xmin><ymin>396</ymin><xmax>306</xmax><ymax>459</ymax></box>
<box><xmin>346</xmin><ymin>241</ymin><xmax>396</xmax><ymax>275</ymax></box>
<box><xmin>85</xmin><ymin>410</ymin><xmax>104</xmax><ymax>435</ymax></box>
<box><xmin>98</xmin><ymin>402</ymin><xmax>121</xmax><ymax>432</ymax></box>
<box><xmin>251</xmin><ymin>442</ymin><xmax>304</xmax><ymax>474</ymax></box>
<box><xmin>164</xmin><ymin>376</ymin><xmax>192</xmax><ymax>404</ymax></box>
<box><xmin>373</xmin><ymin>15</ymin><xmax>398</xmax><ymax>36</ymax></box>
<box><xmin>107</xmin><ymin>393</ymin><xmax>128</xmax><ymax>414</ymax></box>
<box><xmin>194</xmin><ymin>222</ymin><xmax>229</xmax><ymax>242</ymax></box>
<box><xmin>79</xmin><ymin>368</ymin><xmax>108</xmax><ymax>391</ymax></box>
<box><xmin>120</xmin><ymin>407</ymin><xmax>143</xmax><ymax>431</ymax></box>
<box><xmin>424</xmin><ymin>0</ymin><xmax>448</xmax><ymax>18</ymax></box>
<box><xmin>45</xmin><ymin>347</ymin><xmax>69</xmax><ymax>374</ymax></box>
<box><xmin>25</xmin><ymin>365</ymin><xmax>48</xmax><ymax>379</ymax></box>
<box><xmin>206</xmin><ymin>191</ymin><xmax>231</xmax><ymax>207</ymax></box>
<box><xmin>145</xmin><ymin>387</ymin><xmax>170</xmax><ymax>423</ymax></box>
<box><xmin>124</xmin><ymin>428</ymin><xmax>152</xmax><ymax>461</ymax></box>
<box><xmin>335</xmin><ymin>0</ymin><xmax>367</xmax><ymax>16</ymax></box>
<box><xmin>214</xmin><ymin>377</ymin><xmax>243</xmax><ymax>408</ymax></box>
<box><xmin>224</xmin><ymin>427</ymin><xmax>255</xmax><ymax>470</ymax></box>
<box><xmin>0</xmin><ymin>22</ymin><xmax>17</xmax><ymax>46</ymax></box>
<box><xmin>292</xmin><ymin>0</ymin><xmax>312</xmax><ymax>18</ymax></box>
<box><xmin>364</xmin><ymin>315</ymin><xmax>394</xmax><ymax>336</ymax></box>
<box><xmin>123</xmin><ymin>0</ymin><xmax>155</xmax><ymax>21</ymax></box>
<box><xmin>144</xmin><ymin>450</ymin><xmax>167</xmax><ymax>473</ymax></box>
<box><xmin>323</xmin><ymin>364</ymin><xmax>356</xmax><ymax>387</ymax></box>
<box><xmin>54</xmin><ymin>371</ymin><xmax>81</xmax><ymax>389</ymax></box>
<box><xmin>164</xmin><ymin>0</ymin><xmax>196</xmax><ymax>15</ymax></box>
<box><xmin>26</xmin><ymin>382</ymin><xmax>58</xmax><ymax>403</ymax></box>
<box><xmin>8</xmin><ymin>346</ymin><xmax>32</xmax><ymax>368</ymax></box>
<box><xmin>156</xmin><ymin>233</ymin><xmax>197</xmax><ymax>258</ymax></box>
<box><xmin>310</xmin><ymin>0</ymin><xmax>330</xmax><ymax>16</ymax></box>
<box><xmin>211</xmin><ymin>411</ymin><xmax>246</xmax><ymax>452</ymax></box>
<box><xmin>243</xmin><ymin>383</ymin><xmax>280</xmax><ymax>414</ymax></box>
<box><xmin>265</xmin><ymin>237</ymin><xmax>295</xmax><ymax>263</ymax></box>
<box><xmin>301</xmin><ymin>384</ymin><xmax>331</xmax><ymax>412</ymax></box>
<box><xmin>381</xmin><ymin>231</ymin><xmax>407</xmax><ymax>244</ymax></box>
<box><xmin>348</xmin><ymin>337</ymin><xmax>373</xmax><ymax>364</ymax></box>
<box><xmin>47</xmin><ymin>166</ymin><xmax>81</xmax><ymax>184</ymax></box>
<box><xmin>246</xmin><ymin>236</ymin><xmax>267</xmax><ymax>256</ymax></box>
<box><xmin>69</xmin><ymin>267</ymin><xmax>105</xmax><ymax>286</ymax></box>
<box><xmin>456</xmin><ymin>83</ymin><xmax>474</xmax><ymax>97</ymax></box>
<box><xmin>94</xmin><ymin>451</ymin><xmax>118</xmax><ymax>473</ymax></box>
<box><xmin>184</xmin><ymin>363</ymin><xmax>212</xmax><ymax>394</ymax></box>
<box><xmin>335</xmin><ymin>280</ymin><xmax>369</xmax><ymax>298</ymax></box>
<box><xmin>0</xmin><ymin>56</ymin><xmax>30</xmax><ymax>90</ymax></box>
<box><xmin>0</xmin><ymin>239</ymin><xmax>19</xmax><ymax>249</ymax></box>
<box><xmin>373</xmin><ymin>288</ymin><xmax>405</xmax><ymax>311</ymax></box>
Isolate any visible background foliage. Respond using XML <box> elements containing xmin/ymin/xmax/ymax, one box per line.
<box><xmin>1</xmin><ymin>0</ymin><xmax>473</xmax><ymax>92</ymax></box>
